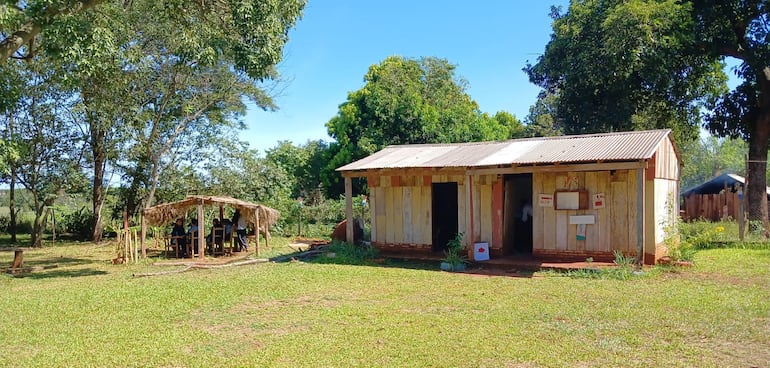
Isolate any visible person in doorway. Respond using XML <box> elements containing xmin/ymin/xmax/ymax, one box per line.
<box><xmin>521</xmin><ymin>200</ymin><xmax>533</xmax><ymax>222</ymax></box>
<box><xmin>518</xmin><ymin>200</ymin><xmax>533</xmax><ymax>253</ymax></box>
<box><xmin>232</xmin><ymin>210</ymin><xmax>249</xmax><ymax>252</ymax></box>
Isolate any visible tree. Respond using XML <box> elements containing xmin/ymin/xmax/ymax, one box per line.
<box><xmin>524</xmin><ymin>91</ymin><xmax>563</xmax><ymax>137</ymax></box>
<box><xmin>0</xmin><ymin>0</ymin><xmax>104</xmax><ymax>62</ymax></box>
<box><xmin>324</xmin><ymin>56</ymin><xmax>513</xmax><ymax>196</ymax></box>
<box><xmin>4</xmin><ymin>59</ymin><xmax>87</xmax><ymax>247</ymax></box>
<box><xmin>679</xmin><ymin>134</ymin><xmax>749</xmax><ymax>190</ymax></box>
<box><xmin>265</xmin><ymin>140</ymin><xmax>329</xmax><ymax>202</ymax></box>
<box><xmin>526</xmin><ymin>0</ymin><xmax>769</xmax><ymax>227</ymax></box>
<box><xmin>26</xmin><ymin>0</ymin><xmax>306</xmax><ymax>238</ymax></box>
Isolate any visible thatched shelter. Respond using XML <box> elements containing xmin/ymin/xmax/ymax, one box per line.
<box><xmin>140</xmin><ymin>195</ymin><xmax>280</xmax><ymax>259</ymax></box>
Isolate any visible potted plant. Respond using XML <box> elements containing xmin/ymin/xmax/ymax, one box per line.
<box><xmin>440</xmin><ymin>233</ymin><xmax>468</xmax><ymax>272</ymax></box>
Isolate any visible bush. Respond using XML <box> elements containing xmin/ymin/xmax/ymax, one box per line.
<box><xmin>59</xmin><ymin>207</ymin><xmax>96</xmax><ymax>241</ymax></box>
<box><xmin>311</xmin><ymin>240</ymin><xmax>379</xmax><ymax>265</ymax></box>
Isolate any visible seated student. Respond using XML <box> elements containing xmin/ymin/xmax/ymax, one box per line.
<box><xmin>222</xmin><ymin>218</ymin><xmax>233</xmax><ymax>242</ymax></box>
<box><xmin>170</xmin><ymin>218</ymin><xmax>187</xmax><ymax>257</ymax></box>
<box><xmin>188</xmin><ymin>219</ymin><xmax>199</xmax><ymax>255</ymax></box>
<box><xmin>206</xmin><ymin>218</ymin><xmax>223</xmax><ymax>251</ymax></box>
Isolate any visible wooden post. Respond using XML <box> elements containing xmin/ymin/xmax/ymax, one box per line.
<box><xmin>11</xmin><ymin>249</ymin><xmax>23</xmax><ymax>269</ymax></box>
<box><xmin>123</xmin><ymin>210</ymin><xmax>130</xmax><ymax>264</ymax></box>
<box><xmin>140</xmin><ymin>213</ymin><xmax>147</xmax><ymax>258</ymax></box>
<box><xmin>467</xmin><ymin>174</ymin><xmax>474</xmax><ymax>247</ymax></box>
<box><xmin>197</xmin><ymin>202</ymin><xmax>205</xmax><ymax>259</ymax></box>
<box><xmin>636</xmin><ymin>168</ymin><xmax>645</xmax><ymax>265</ymax></box>
<box><xmin>255</xmin><ymin>208</ymin><xmax>261</xmax><ymax>257</ymax></box>
<box><xmin>345</xmin><ymin>176</ymin><xmax>353</xmax><ymax>243</ymax></box>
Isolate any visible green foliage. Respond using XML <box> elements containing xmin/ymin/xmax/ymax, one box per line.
<box><xmin>442</xmin><ymin>232</ymin><xmax>467</xmax><ymax>267</ymax></box>
<box><xmin>58</xmin><ymin>206</ymin><xmax>95</xmax><ymax>241</ymax></box>
<box><xmin>525</xmin><ymin>0</ymin><xmax>720</xmax><ymax>145</ymax></box>
<box><xmin>0</xmin><ymin>242</ymin><xmax>768</xmax><ymax>366</ymax></box>
<box><xmin>528</xmin><ymin>0</ymin><xmax>770</xmax><ymax>222</ymax></box>
<box><xmin>679</xmin><ymin>134</ymin><xmax>749</xmax><ymax>190</ymax></box>
<box><xmin>323</xmin><ymin>56</ymin><xmax>520</xmax><ymax>197</ymax></box>
<box><xmin>311</xmin><ymin>239</ymin><xmax>380</xmax><ymax>265</ymax></box>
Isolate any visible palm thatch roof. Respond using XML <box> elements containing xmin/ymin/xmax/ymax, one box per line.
<box><xmin>142</xmin><ymin>195</ymin><xmax>279</xmax><ymax>229</ymax></box>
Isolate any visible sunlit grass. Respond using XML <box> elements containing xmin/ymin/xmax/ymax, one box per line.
<box><xmin>0</xmin><ymin>238</ymin><xmax>768</xmax><ymax>367</ymax></box>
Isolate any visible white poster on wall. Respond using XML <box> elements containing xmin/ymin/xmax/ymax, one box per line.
<box><xmin>538</xmin><ymin>194</ymin><xmax>553</xmax><ymax>207</ymax></box>
<box><xmin>593</xmin><ymin>193</ymin><xmax>605</xmax><ymax>209</ymax></box>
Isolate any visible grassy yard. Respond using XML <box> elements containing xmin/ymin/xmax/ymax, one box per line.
<box><xmin>0</xmin><ymin>238</ymin><xmax>768</xmax><ymax>367</ymax></box>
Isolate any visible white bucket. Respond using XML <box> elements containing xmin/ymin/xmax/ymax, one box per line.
<box><xmin>473</xmin><ymin>242</ymin><xmax>490</xmax><ymax>261</ymax></box>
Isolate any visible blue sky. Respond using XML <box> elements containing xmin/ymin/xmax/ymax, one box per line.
<box><xmin>243</xmin><ymin>1</ymin><xmax>569</xmax><ymax>153</ymax></box>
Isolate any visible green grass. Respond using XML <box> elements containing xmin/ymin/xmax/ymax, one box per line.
<box><xmin>0</xmin><ymin>238</ymin><xmax>768</xmax><ymax>367</ymax></box>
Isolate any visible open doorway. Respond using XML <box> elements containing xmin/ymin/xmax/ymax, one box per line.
<box><xmin>432</xmin><ymin>182</ymin><xmax>458</xmax><ymax>252</ymax></box>
<box><xmin>503</xmin><ymin>174</ymin><xmax>533</xmax><ymax>255</ymax></box>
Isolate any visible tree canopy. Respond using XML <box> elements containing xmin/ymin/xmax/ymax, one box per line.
<box><xmin>324</xmin><ymin>56</ymin><xmax>523</xmax><ymax>196</ymax></box>
<box><xmin>526</xmin><ymin>0</ymin><xmax>770</xmax><ymax>225</ymax></box>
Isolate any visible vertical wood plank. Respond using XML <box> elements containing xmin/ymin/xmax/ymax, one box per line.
<box><xmin>370</xmin><ymin>188</ymin><xmax>377</xmax><ymax>243</ymax></box>
<box><xmin>543</xmin><ymin>172</ymin><xmax>557</xmax><ymax>250</ymax></box>
<box><xmin>473</xmin><ymin>180</ymin><xmax>482</xmax><ymax>242</ymax></box>
<box><xmin>393</xmin><ymin>187</ymin><xmax>404</xmax><ymax>243</ymax></box>
<box><xmin>532</xmin><ymin>173</ymin><xmax>544</xmax><ymax>251</ymax></box>
<box><xmin>375</xmin><ymin>187</ymin><xmax>386</xmax><ymax>243</ymax></box>
<box><xmin>610</xmin><ymin>174</ymin><xmax>628</xmax><ymax>253</ymax></box>
<box><xmin>595</xmin><ymin>171</ymin><xmax>610</xmax><ymax>252</ymax></box>
<box><xmin>481</xmin><ymin>184</ymin><xmax>493</xmax><ymax>243</ymax></box>
<box><xmin>385</xmin><ymin>188</ymin><xmax>395</xmax><ymax>244</ymax></box>
<box><xmin>555</xmin><ymin>210</ymin><xmax>567</xmax><ymax>250</ymax></box>
<box><xmin>345</xmin><ymin>177</ymin><xmax>354</xmax><ymax>244</ymax></box>
<box><xmin>627</xmin><ymin>170</ymin><xmax>638</xmax><ymax>253</ymax></box>
<box><xmin>584</xmin><ymin>171</ymin><xmax>598</xmax><ymax>251</ymax></box>
<box><xmin>402</xmin><ymin>187</ymin><xmax>412</xmax><ymax>244</ymax></box>
<box><xmin>423</xmin><ymin>185</ymin><xmax>432</xmax><ymax>245</ymax></box>
<box><xmin>412</xmin><ymin>186</ymin><xmax>423</xmax><ymax>245</ymax></box>
<box><xmin>466</xmin><ymin>175</ymin><xmax>474</xmax><ymax>247</ymax></box>
<box><xmin>492</xmin><ymin>178</ymin><xmax>504</xmax><ymax>249</ymax></box>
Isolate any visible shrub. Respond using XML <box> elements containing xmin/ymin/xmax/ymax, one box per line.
<box><xmin>59</xmin><ymin>207</ymin><xmax>96</xmax><ymax>241</ymax></box>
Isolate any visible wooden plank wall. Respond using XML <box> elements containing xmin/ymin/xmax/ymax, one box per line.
<box><xmin>533</xmin><ymin>170</ymin><xmax>639</xmax><ymax>255</ymax></box>
<box><xmin>682</xmin><ymin>192</ymin><xmax>740</xmax><ymax>222</ymax></box>
<box><xmin>653</xmin><ymin>135</ymin><xmax>680</xmax><ymax>180</ymax></box>
<box><xmin>370</xmin><ymin>173</ymin><xmax>471</xmax><ymax>248</ymax></box>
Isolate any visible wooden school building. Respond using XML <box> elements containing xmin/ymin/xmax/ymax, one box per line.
<box><xmin>336</xmin><ymin>129</ymin><xmax>680</xmax><ymax>265</ymax></box>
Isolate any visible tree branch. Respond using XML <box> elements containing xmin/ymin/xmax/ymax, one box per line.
<box><xmin>0</xmin><ymin>0</ymin><xmax>106</xmax><ymax>63</ymax></box>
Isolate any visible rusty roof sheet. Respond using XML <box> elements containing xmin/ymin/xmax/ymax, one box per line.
<box><xmin>337</xmin><ymin>129</ymin><xmax>672</xmax><ymax>172</ymax></box>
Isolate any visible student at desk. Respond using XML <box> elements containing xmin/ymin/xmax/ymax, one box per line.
<box><xmin>170</xmin><ymin>218</ymin><xmax>187</xmax><ymax>257</ymax></box>
<box><xmin>187</xmin><ymin>219</ymin><xmax>200</xmax><ymax>256</ymax></box>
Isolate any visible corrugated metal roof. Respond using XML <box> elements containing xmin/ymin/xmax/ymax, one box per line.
<box><xmin>337</xmin><ymin>129</ymin><xmax>672</xmax><ymax>172</ymax></box>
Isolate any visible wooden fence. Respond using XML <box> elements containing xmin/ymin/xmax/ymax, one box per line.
<box><xmin>682</xmin><ymin>192</ymin><xmax>740</xmax><ymax>222</ymax></box>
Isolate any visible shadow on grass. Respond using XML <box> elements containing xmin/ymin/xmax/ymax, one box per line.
<box><xmin>15</xmin><ymin>268</ymin><xmax>109</xmax><ymax>279</ymax></box>
<box><xmin>296</xmin><ymin>243</ymin><xmax>536</xmax><ymax>278</ymax></box>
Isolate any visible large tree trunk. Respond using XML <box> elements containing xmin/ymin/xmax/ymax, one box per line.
<box><xmin>747</xmin><ymin>72</ymin><xmax>770</xmax><ymax>233</ymax></box>
<box><xmin>9</xmin><ymin>174</ymin><xmax>17</xmax><ymax>243</ymax></box>
<box><xmin>90</xmin><ymin>119</ymin><xmax>106</xmax><ymax>242</ymax></box>
<box><xmin>30</xmin><ymin>196</ymin><xmax>43</xmax><ymax>248</ymax></box>
<box><xmin>8</xmin><ymin>115</ymin><xmax>17</xmax><ymax>243</ymax></box>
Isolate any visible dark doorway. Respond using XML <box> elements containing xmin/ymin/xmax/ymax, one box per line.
<box><xmin>503</xmin><ymin>174</ymin><xmax>533</xmax><ymax>254</ymax></box>
<box><xmin>432</xmin><ymin>182</ymin><xmax>458</xmax><ymax>252</ymax></box>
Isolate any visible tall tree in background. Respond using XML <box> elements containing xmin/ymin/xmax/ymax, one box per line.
<box><xmin>526</xmin><ymin>0</ymin><xmax>769</xmax><ymax>227</ymax></box>
<box><xmin>5</xmin><ymin>59</ymin><xmax>87</xmax><ymax>247</ymax></box>
<box><xmin>24</xmin><ymin>0</ymin><xmax>306</xmax><ymax>237</ymax></box>
<box><xmin>679</xmin><ymin>135</ymin><xmax>750</xmax><ymax>190</ymax></box>
<box><xmin>324</xmin><ymin>56</ymin><xmax>522</xmax><ymax>196</ymax></box>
